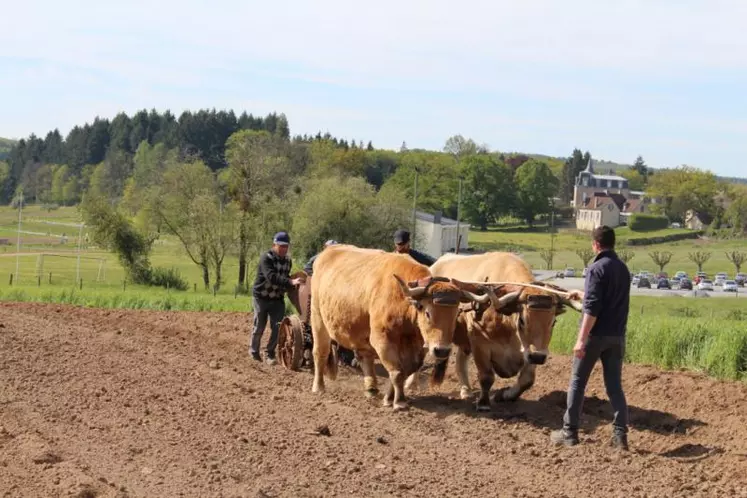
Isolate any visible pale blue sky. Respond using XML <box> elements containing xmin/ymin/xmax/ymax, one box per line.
<box><xmin>1</xmin><ymin>0</ymin><xmax>746</xmax><ymax>176</ymax></box>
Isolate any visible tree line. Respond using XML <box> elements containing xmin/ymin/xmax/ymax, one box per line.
<box><xmin>5</xmin><ymin>107</ymin><xmax>744</xmax><ymax>291</ymax></box>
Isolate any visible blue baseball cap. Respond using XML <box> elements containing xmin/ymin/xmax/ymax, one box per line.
<box><xmin>324</xmin><ymin>239</ymin><xmax>339</xmax><ymax>246</ymax></box>
<box><xmin>273</xmin><ymin>231</ymin><xmax>290</xmax><ymax>246</ymax></box>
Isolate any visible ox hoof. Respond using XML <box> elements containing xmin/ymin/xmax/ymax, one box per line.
<box><xmin>312</xmin><ymin>384</ymin><xmax>325</xmax><ymax>395</ymax></box>
<box><xmin>393</xmin><ymin>402</ymin><xmax>409</xmax><ymax>412</ymax></box>
<box><xmin>364</xmin><ymin>388</ymin><xmax>379</xmax><ymax>399</ymax></box>
<box><xmin>459</xmin><ymin>387</ymin><xmax>472</xmax><ymax>400</ymax></box>
<box><xmin>494</xmin><ymin>388</ymin><xmax>517</xmax><ymax>403</ymax></box>
<box><xmin>475</xmin><ymin>400</ymin><xmax>492</xmax><ymax>412</ymax></box>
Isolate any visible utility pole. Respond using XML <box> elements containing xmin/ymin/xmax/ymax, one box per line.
<box><xmin>76</xmin><ymin>222</ymin><xmax>84</xmax><ymax>284</ymax></box>
<box><xmin>15</xmin><ymin>189</ymin><xmax>23</xmax><ymax>282</ymax></box>
<box><xmin>455</xmin><ymin>177</ymin><xmax>463</xmax><ymax>253</ymax></box>
<box><xmin>411</xmin><ymin>167</ymin><xmax>419</xmax><ymax>249</ymax></box>
<box><xmin>549</xmin><ymin>197</ymin><xmax>556</xmax><ymax>254</ymax></box>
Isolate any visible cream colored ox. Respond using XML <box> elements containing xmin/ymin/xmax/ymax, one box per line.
<box><xmin>425</xmin><ymin>251</ymin><xmax>583</xmax><ymax>411</ymax></box>
<box><xmin>309</xmin><ymin>244</ymin><xmax>490</xmax><ymax>411</ymax></box>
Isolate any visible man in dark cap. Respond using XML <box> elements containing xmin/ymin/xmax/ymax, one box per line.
<box><xmin>250</xmin><ymin>231</ymin><xmax>304</xmax><ymax>365</ymax></box>
<box><xmin>393</xmin><ymin>229</ymin><xmax>436</xmax><ymax>266</ymax></box>
<box><xmin>303</xmin><ymin>239</ymin><xmax>339</xmax><ymax>276</ymax></box>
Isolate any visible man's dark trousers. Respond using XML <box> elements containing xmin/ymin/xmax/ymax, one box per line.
<box><xmin>563</xmin><ymin>335</ymin><xmax>629</xmax><ymax>435</ymax></box>
<box><xmin>250</xmin><ymin>297</ymin><xmax>285</xmax><ymax>358</ymax></box>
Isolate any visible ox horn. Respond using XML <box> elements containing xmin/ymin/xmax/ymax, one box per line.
<box><xmin>393</xmin><ymin>274</ymin><xmax>428</xmax><ymax>299</ymax></box>
<box><xmin>449</xmin><ymin>278</ymin><xmax>492</xmax><ymax>304</ymax></box>
<box><xmin>482</xmin><ymin>286</ymin><xmax>522</xmax><ymax>311</ymax></box>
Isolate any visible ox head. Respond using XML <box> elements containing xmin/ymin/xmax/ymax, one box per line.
<box><xmin>475</xmin><ymin>281</ymin><xmax>583</xmax><ymax>365</ymax></box>
<box><xmin>393</xmin><ymin>274</ymin><xmax>490</xmax><ymax>360</ymax></box>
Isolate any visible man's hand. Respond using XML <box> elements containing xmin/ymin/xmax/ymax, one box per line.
<box><xmin>567</xmin><ymin>290</ymin><xmax>584</xmax><ymax>301</ymax></box>
<box><xmin>291</xmin><ymin>277</ymin><xmax>304</xmax><ymax>286</ymax></box>
<box><xmin>573</xmin><ymin>339</ymin><xmax>586</xmax><ymax>359</ymax></box>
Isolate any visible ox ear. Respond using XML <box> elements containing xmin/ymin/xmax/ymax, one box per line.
<box><xmin>393</xmin><ymin>274</ymin><xmax>427</xmax><ymax>300</ymax></box>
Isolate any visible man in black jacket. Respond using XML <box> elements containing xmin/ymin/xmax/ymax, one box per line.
<box><xmin>250</xmin><ymin>231</ymin><xmax>303</xmax><ymax>365</ymax></box>
<box><xmin>393</xmin><ymin>229</ymin><xmax>436</xmax><ymax>266</ymax></box>
<box><xmin>551</xmin><ymin>225</ymin><xmax>631</xmax><ymax>450</ymax></box>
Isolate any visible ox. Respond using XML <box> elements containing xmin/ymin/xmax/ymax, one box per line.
<box><xmin>309</xmin><ymin>244</ymin><xmax>490</xmax><ymax>411</ymax></box>
<box><xmin>428</xmin><ymin>251</ymin><xmax>583</xmax><ymax>411</ymax></box>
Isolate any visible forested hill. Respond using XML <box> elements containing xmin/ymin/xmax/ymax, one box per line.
<box><xmin>1</xmin><ymin>108</ymin><xmax>744</xmax><ymax>211</ymax></box>
<box><xmin>0</xmin><ymin>137</ymin><xmax>16</xmax><ymax>160</ymax></box>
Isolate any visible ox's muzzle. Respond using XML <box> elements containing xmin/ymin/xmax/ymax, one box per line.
<box><xmin>528</xmin><ymin>352</ymin><xmax>548</xmax><ymax>365</ymax></box>
<box><xmin>432</xmin><ymin>346</ymin><xmax>452</xmax><ymax>360</ymax></box>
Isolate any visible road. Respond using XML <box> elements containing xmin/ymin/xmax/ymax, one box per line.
<box><xmin>535</xmin><ymin>272</ymin><xmax>747</xmax><ymax>299</ymax></box>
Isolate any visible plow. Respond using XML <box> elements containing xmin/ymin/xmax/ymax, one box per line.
<box><xmin>276</xmin><ymin>271</ymin><xmax>356</xmax><ymax>371</ymax></box>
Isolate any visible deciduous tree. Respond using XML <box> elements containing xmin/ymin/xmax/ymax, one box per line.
<box><xmin>513</xmin><ymin>159</ymin><xmax>559</xmax><ymax>227</ymax></box>
<box><xmin>688</xmin><ymin>251</ymin><xmax>712</xmax><ymax>272</ymax></box>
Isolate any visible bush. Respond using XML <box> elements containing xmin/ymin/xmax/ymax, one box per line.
<box><xmin>626</xmin><ymin>231</ymin><xmax>703</xmax><ymax>246</ymax></box>
<box><xmin>629</xmin><ymin>213</ymin><xmax>669</xmax><ymax>231</ymax></box>
<box><xmin>149</xmin><ymin>267</ymin><xmax>188</xmax><ymax>291</ymax></box>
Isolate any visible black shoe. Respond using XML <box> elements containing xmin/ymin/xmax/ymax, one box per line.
<box><xmin>610</xmin><ymin>433</ymin><xmax>629</xmax><ymax>451</ymax></box>
<box><xmin>550</xmin><ymin>428</ymin><xmax>579</xmax><ymax>446</ymax></box>
<box><xmin>251</xmin><ymin>352</ymin><xmax>262</xmax><ymax>362</ymax></box>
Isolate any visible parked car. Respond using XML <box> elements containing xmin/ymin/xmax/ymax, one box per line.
<box><xmin>679</xmin><ymin>278</ymin><xmax>693</xmax><ymax>290</ymax></box>
<box><xmin>715</xmin><ymin>276</ymin><xmax>726</xmax><ymax>287</ymax></box>
<box><xmin>674</xmin><ymin>271</ymin><xmax>688</xmax><ymax>280</ymax></box>
<box><xmin>657</xmin><ymin>278</ymin><xmax>671</xmax><ymax>290</ymax></box>
<box><xmin>637</xmin><ymin>277</ymin><xmax>651</xmax><ymax>289</ymax></box>
<box><xmin>632</xmin><ymin>275</ymin><xmax>640</xmax><ymax>286</ymax></box>
<box><xmin>723</xmin><ymin>280</ymin><xmax>739</xmax><ymax>293</ymax></box>
<box><xmin>582</xmin><ymin>267</ymin><xmax>588</xmax><ymax>278</ymax></box>
<box><xmin>698</xmin><ymin>279</ymin><xmax>714</xmax><ymax>291</ymax></box>
<box><xmin>564</xmin><ymin>268</ymin><xmax>575</xmax><ymax>277</ymax></box>
<box><xmin>736</xmin><ymin>273</ymin><xmax>747</xmax><ymax>286</ymax></box>
<box><xmin>670</xmin><ymin>277</ymin><xmax>681</xmax><ymax>289</ymax></box>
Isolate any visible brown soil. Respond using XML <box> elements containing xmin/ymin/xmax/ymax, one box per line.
<box><xmin>1</xmin><ymin>302</ymin><xmax>746</xmax><ymax>498</ymax></box>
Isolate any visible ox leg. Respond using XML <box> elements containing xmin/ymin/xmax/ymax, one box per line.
<box><xmin>495</xmin><ymin>363</ymin><xmax>536</xmax><ymax>402</ymax></box>
<box><xmin>467</xmin><ymin>344</ymin><xmax>494</xmax><ymax>411</ymax></box>
<box><xmin>311</xmin><ymin>315</ymin><xmax>331</xmax><ymax>395</ymax></box>
<box><xmin>404</xmin><ymin>371</ymin><xmax>425</xmax><ymax>394</ymax></box>
<box><xmin>358</xmin><ymin>352</ymin><xmax>379</xmax><ymax>398</ymax></box>
<box><xmin>384</xmin><ymin>370</ymin><xmax>408</xmax><ymax>411</ymax></box>
<box><xmin>455</xmin><ymin>347</ymin><xmax>473</xmax><ymax>400</ymax></box>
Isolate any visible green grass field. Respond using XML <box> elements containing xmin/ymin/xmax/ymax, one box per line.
<box><xmin>0</xmin><ymin>205</ymin><xmax>745</xmax><ymax>382</ymax></box>
<box><xmin>551</xmin><ymin>297</ymin><xmax>747</xmax><ymax>381</ymax></box>
<box><xmin>469</xmin><ymin>224</ymin><xmax>747</xmax><ymax>276</ymax></box>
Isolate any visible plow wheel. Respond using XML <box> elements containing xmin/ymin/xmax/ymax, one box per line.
<box><xmin>278</xmin><ymin>315</ymin><xmax>305</xmax><ymax>371</ymax></box>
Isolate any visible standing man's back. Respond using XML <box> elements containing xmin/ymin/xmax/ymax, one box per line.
<box><xmin>551</xmin><ymin>225</ymin><xmax>631</xmax><ymax>450</ymax></box>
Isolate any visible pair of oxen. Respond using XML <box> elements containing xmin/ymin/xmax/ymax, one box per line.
<box><xmin>307</xmin><ymin>244</ymin><xmax>583</xmax><ymax>412</ymax></box>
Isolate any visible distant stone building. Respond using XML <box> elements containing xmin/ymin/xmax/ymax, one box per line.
<box><xmin>573</xmin><ymin>159</ymin><xmax>651</xmax><ymax>230</ymax></box>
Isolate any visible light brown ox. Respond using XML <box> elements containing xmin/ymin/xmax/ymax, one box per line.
<box><xmin>309</xmin><ymin>244</ymin><xmax>490</xmax><ymax>411</ymax></box>
<box><xmin>427</xmin><ymin>251</ymin><xmax>583</xmax><ymax>411</ymax></box>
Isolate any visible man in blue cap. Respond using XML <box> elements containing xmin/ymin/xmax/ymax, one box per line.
<box><xmin>250</xmin><ymin>231</ymin><xmax>304</xmax><ymax>365</ymax></box>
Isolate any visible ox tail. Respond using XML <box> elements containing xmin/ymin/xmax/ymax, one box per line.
<box><xmin>326</xmin><ymin>345</ymin><xmax>339</xmax><ymax>381</ymax></box>
<box><xmin>430</xmin><ymin>359</ymin><xmax>449</xmax><ymax>387</ymax></box>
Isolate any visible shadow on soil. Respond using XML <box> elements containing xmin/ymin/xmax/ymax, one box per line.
<box><xmin>407</xmin><ymin>389</ymin><xmax>707</xmax><ymax>437</ymax></box>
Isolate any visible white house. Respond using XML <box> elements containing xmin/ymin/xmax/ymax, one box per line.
<box><xmin>414</xmin><ymin>210</ymin><xmax>470</xmax><ymax>259</ymax></box>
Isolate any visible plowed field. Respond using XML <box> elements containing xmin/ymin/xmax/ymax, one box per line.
<box><xmin>1</xmin><ymin>302</ymin><xmax>746</xmax><ymax>497</ymax></box>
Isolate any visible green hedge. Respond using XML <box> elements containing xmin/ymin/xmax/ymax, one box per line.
<box><xmin>629</xmin><ymin>213</ymin><xmax>670</xmax><ymax>231</ymax></box>
<box><xmin>626</xmin><ymin>231</ymin><xmax>703</xmax><ymax>246</ymax></box>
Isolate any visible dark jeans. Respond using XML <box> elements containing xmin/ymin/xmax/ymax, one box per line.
<box><xmin>250</xmin><ymin>297</ymin><xmax>286</xmax><ymax>357</ymax></box>
<box><xmin>563</xmin><ymin>335</ymin><xmax>629</xmax><ymax>435</ymax></box>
